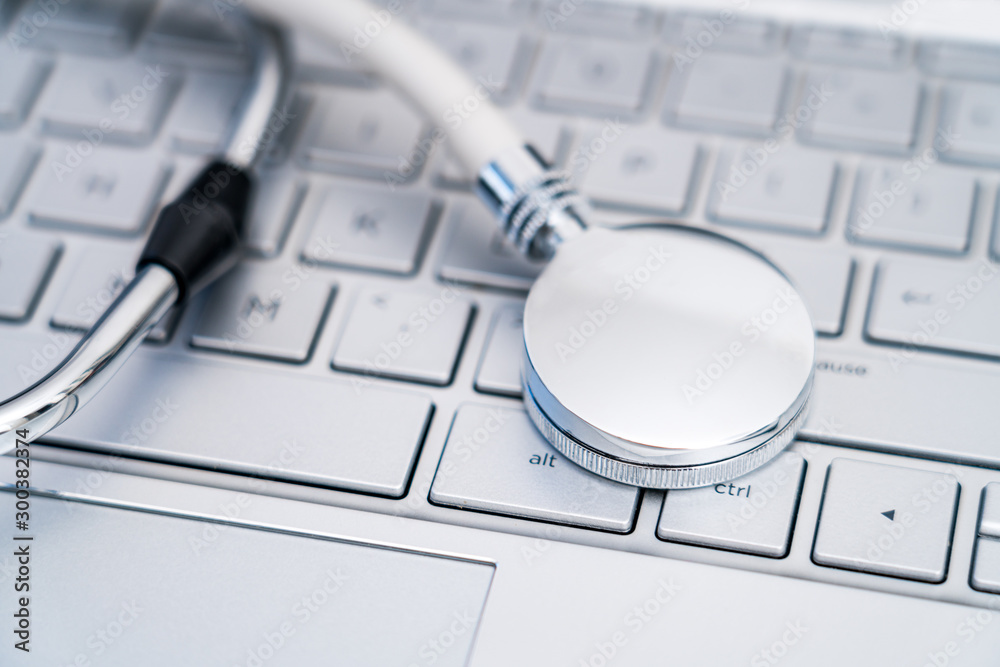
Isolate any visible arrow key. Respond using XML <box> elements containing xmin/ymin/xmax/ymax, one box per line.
<box><xmin>813</xmin><ymin>458</ymin><xmax>959</xmax><ymax>583</ymax></box>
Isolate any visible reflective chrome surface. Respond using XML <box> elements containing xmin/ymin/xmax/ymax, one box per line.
<box><xmin>476</xmin><ymin>145</ymin><xmax>588</xmax><ymax>259</ymax></box>
<box><xmin>0</xmin><ymin>265</ymin><xmax>179</xmax><ymax>453</ymax></box>
<box><xmin>522</xmin><ymin>225</ymin><xmax>815</xmax><ymax>488</ymax></box>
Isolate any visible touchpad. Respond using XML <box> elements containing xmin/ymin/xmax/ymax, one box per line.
<box><xmin>2</xmin><ymin>496</ymin><xmax>494</xmax><ymax>666</ymax></box>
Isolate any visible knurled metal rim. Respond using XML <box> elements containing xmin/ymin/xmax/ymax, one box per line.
<box><xmin>522</xmin><ymin>379</ymin><xmax>810</xmax><ymax>489</ymax></box>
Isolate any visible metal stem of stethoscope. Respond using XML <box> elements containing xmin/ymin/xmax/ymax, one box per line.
<box><xmin>0</xmin><ymin>20</ymin><xmax>289</xmax><ymax>455</ymax></box>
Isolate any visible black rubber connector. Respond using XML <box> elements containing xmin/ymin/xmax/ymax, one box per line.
<box><xmin>138</xmin><ymin>161</ymin><xmax>253</xmax><ymax>303</ymax></box>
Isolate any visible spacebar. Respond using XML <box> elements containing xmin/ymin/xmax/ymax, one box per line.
<box><xmin>804</xmin><ymin>344</ymin><xmax>1000</xmax><ymax>467</ymax></box>
<box><xmin>7</xmin><ymin>342</ymin><xmax>434</xmax><ymax>497</ymax></box>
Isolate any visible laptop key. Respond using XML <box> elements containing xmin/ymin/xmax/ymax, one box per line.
<box><xmin>20</xmin><ymin>0</ymin><xmax>154</xmax><ymax>54</ymax></box>
<box><xmin>665</xmin><ymin>14</ymin><xmax>781</xmax><ymax>53</ymax></box>
<box><xmin>657</xmin><ymin>452</ymin><xmax>805</xmax><ymax>557</ymax></box>
<box><xmin>438</xmin><ymin>200</ymin><xmax>544</xmax><ymax>292</ymax></box>
<box><xmin>757</xmin><ymin>242</ymin><xmax>854</xmax><ymax>337</ymax></box>
<box><xmin>191</xmin><ymin>264</ymin><xmax>332</xmax><ymax>363</ymax></box>
<box><xmin>919</xmin><ymin>41</ymin><xmax>1000</xmax><ymax>82</ymax></box>
<box><xmin>51</xmin><ymin>245</ymin><xmax>175</xmax><ymax>342</ymax></box>
<box><xmin>534</xmin><ymin>36</ymin><xmax>655</xmax><ymax>117</ymax></box>
<box><xmin>333</xmin><ymin>287</ymin><xmax>473</xmax><ymax>386</ymax></box>
<box><xmin>537</xmin><ymin>1</ymin><xmax>656</xmax><ymax>38</ymax></box>
<box><xmin>980</xmin><ymin>483</ymin><xmax>1000</xmax><ymax>538</ymax></box>
<box><xmin>666</xmin><ymin>53</ymin><xmax>787</xmax><ymax>135</ymax></box>
<box><xmin>790</xmin><ymin>27</ymin><xmax>907</xmax><ymax>68</ymax></box>
<box><xmin>301</xmin><ymin>186</ymin><xmax>436</xmax><ymax>275</ymax></box>
<box><xmin>26</xmin><ymin>347</ymin><xmax>433</xmax><ymax>497</ymax></box>
<box><xmin>420</xmin><ymin>20</ymin><xmax>529</xmax><ymax>104</ymax></box>
<box><xmin>430</xmin><ymin>404</ymin><xmax>639</xmax><ymax>532</ymax></box>
<box><xmin>709</xmin><ymin>145</ymin><xmax>838</xmax><ymax>234</ymax></box>
<box><xmin>474</xmin><ymin>305</ymin><xmax>524</xmax><ymax>397</ymax></box>
<box><xmin>576</xmin><ymin>125</ymin><xmax>699</xmax><ymax>214</ymax></box>
<box><xmin>0</xmin><ymin>136</ymin><xmax>39</xmax><ymax>218</ymax></box>
<box><xmin>166</xmin><ymin>72</ymin><xmax>249</xmax><ymax>154</ymax></box>
<box><xmin>0</xmin><ymin>44</ymin><xmax>50</xmax><ymax>129</ymax></box>
<box><xmin>139</xmin><ymin>0</ymin><xmax>249</xmax><ymax>71</ymax></box>
<box><xmin>972</xmin><ymin>537</ymin><xmax>1000</xmax><ymax>594</ymax></box>
<box><xmin>291</xmin><ymin>30</ymin><xmax>374</xmax><ymax>86</ymax></box>
<box><xmin>298</xmin><ymin>87</ymin><xmax>426</xmax><ymax>182</ymax></box>
<box><xmin>848</xmin><ymin>162</ymin><xmax>976</xmax><ymax>254</ymax></box>
<box><xmin>939</xmin><ymin>83</ymin><xmax>1000</xmax><ymax>167</ymax></box>
<box><xmin>0</xmin><ymin>234</ymin><xmax>59</xmax><ymax>322</ymax></box>
<box><xmin>867</xmin><ymin>257</ymin><xmax>1000</xmax><ymax>359</ymax></box>
<box><xmin>798</xmin><ymin>68</ymin><xmax>921</xmax><ymax>152</ymax></box>
<box><xmin>37</xmin><ymin>58</ymin><xmax>178</xmax><ymax>144</ymax></box>
<box><xmin>28</xmin><ymin>148</ymin><xmax>168</xmax><ymax>235</ymax></box>
<box><xmin>812</xmin><ymin>458</ymin><xmax>958</xmax><ymax>583</ymax></box>
<box><xmin>243</xmin><ymin>168</ymin><xmax>306</xmax><ymax>258</ymax></box>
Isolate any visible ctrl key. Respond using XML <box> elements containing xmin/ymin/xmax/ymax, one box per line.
<box><xmin>429</xmin><ymin>404</ymin><xmax>640</xmax><ymax>532</ymax></box>
<box><xmin>656</xmin><ymin>452</ymin><xmax>806</xmax><ymax>557</ymax></box>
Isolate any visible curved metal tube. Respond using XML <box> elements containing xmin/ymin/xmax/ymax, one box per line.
<box><xmin>0</xmin><ymin>265</ymin><xmax>179</xmax><ymax>454</ymax></box>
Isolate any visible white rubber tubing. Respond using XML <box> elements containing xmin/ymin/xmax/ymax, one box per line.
<box><xmin>245</xmin><ymin>0</ymin><xmax>524</xmax><ymax>172</ymax></box>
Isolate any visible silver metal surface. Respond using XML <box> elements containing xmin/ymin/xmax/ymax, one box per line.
<box><xmin>222</xmin><ymin>20</ymin><xmax>289</xmax><ymax>170</ymax></box>
<box><xmin>51</xmin><ymin>245</ymin><xmax>175</xmax><ymax>342</ymax></box>
<box><xmin>476</xmin><ymin>145</ymin><xmax>588</xmax><ymax>259</ymax></box>
<box><xmin>813</xmin><ymin>458</ymin><xmax>959</xmax><ymax>583</ymax></box>
<box><xmin>0</xmin><ymin>233</ymin><xmax>58</xmax><ymax>322</ymax></box>
<box><xmin>799</xmin><ymin>68</ymin><xmax>922</xmax><ymax>152</ymax></box>
<box><xmin>474</xmin><ymin>306</ymin><xmax>525</xmax><ymax>398</ymax></box>
<box><xmin>709</xmin><ymin>145</ymin><xmax>838</xmax><ymax>234</ymax></box>
<box><xmin>867</xmin><ymin>257</ymin><xmax>1000</xmax><ymax>359</ymax></box>
<box><xmin>301</xmin><ymin>186</ymin><xmax>436</xmax><ymax>275</ymax></box>
<box><xmin>848</xmin><ymin>162</ymin><xmax>976</xmax><ymax>253</ymax></box>
<box><xmin>332</xmin><ymin>287</ymin><xmax>473</xmax><ymax>386</ymax></box>
<box><xmin>0</xmin><ymin>264</ymin><xmax>179</xmax><ymax>455</ymax></box>
<box><xmin>522</xmin><ymin>224</ymin><xmax>815</xmax><ymax>488</ymax></box>
<box><xmin>191</xmin><ymin>264</ymin><xmax>332</xmax><ymax>363</ymax></box>
<box><xmin>429</xmin><ymin>404</ymin><xmax>640</xmax><ymax>532</ymax></box>
<box><xmin>28</xmin><ymin>147</ymin><xmax>168</xmax><ymax>235</ymax></box>
<box><xmin>657</xmin><ymin>451</ymin><xmax>805</xmax><ymax>556</ymax></box>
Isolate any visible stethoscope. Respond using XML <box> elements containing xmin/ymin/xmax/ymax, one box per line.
<box><xmin>0</xmin><ymin>1</ymin><xmax>815</xmax><ymax>490</ymax></box>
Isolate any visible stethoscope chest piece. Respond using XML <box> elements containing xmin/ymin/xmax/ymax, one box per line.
<box><xmin>521</xmin><ymin>224</ymin><xmax>815</xmax><ymax>489</ymax></box>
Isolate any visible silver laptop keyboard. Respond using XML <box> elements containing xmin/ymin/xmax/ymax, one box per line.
<box><xmin>2</xmin><ymin>0</ymin><xmax>1000</xmax><ymax>606</ymax></box>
